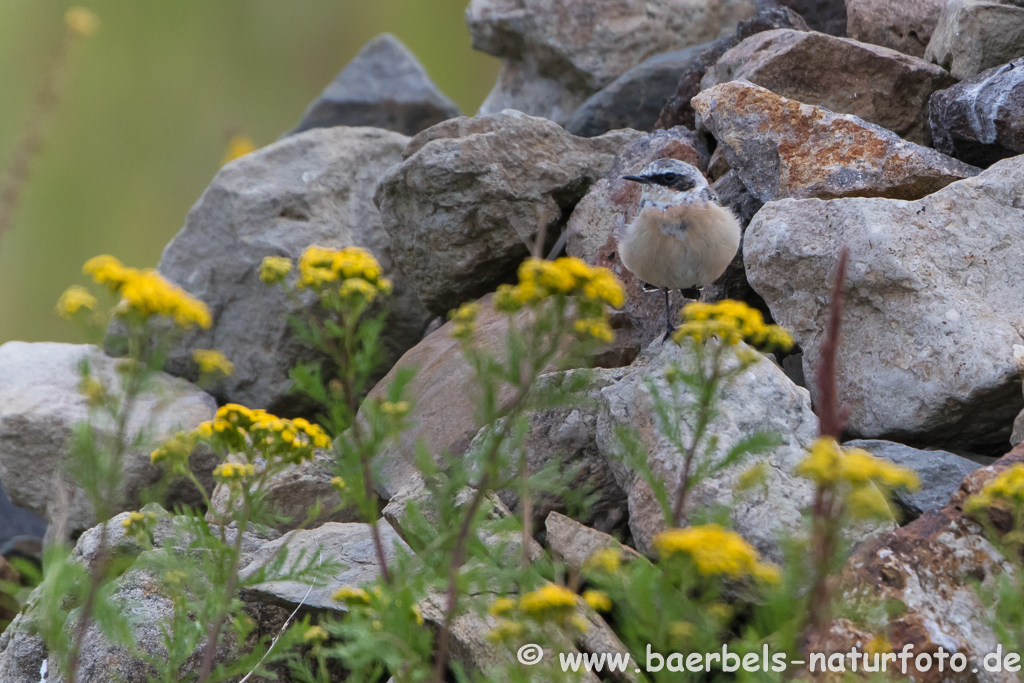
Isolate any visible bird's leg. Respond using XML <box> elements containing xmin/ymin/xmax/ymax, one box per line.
<box><xmin>662</xmin><ymin>287</ymin><xmax>675</xmax><ymax>342</ymax></box>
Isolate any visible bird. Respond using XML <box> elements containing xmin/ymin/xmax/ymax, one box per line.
<box><xmin>617</xmin><ymin>158</ymin><xmax>741</xmax><ymax>341</ymax></box>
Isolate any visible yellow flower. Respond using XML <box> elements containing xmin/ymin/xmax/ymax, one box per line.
<box><xmin>583</xmin><ymin>547</ymin><xmax>622</xmax><ymax>574</ymax></box>
<box><xmin>487</xmin><ymin>619</ymin><xmax>524</xmax><ymax>643</ymax></box>
<box><xmin>411</xmin><ymin>604</ymin><xmax>424</xmax><ymax>626</ymax></box>
<box><xmin>582</xmin><ymin>590</ymin><xmax>611</xmax><ymax>612</ymax></box>
<box><xmin>259</xmin><ymin>256</ymin><xmax>293</xmax><ymax>285</ymax></box>
<box><xmin>449</xmin><ymin>301</ymin><xmax>480</xmax><ymax>340</ymax></box>
<box><xmin>303</xmin><ymin>625</ymin><xmax>328</xmax><ymax>645</ymax></box>
<box><xmin>967</xmin><ymin>463</ymin><xmax>1024</xmax><ymax>514</ymax></box>
<box><xmin>65</xmin><ymin>7</ymin><xmax>99</xmax><ymax>36</ymax></box>
<box><xmin>223</xmin><ymin>135</ymin><xmax>256</xmax><ymax>165</ymax></box>
<box><xmin>82</xmin><ymin>255</ymin><xmax>211</xmax><ymax>329</ymax></box>
<box><xmin>296</xmin><ymin>245</ymin><xmax>390</xmax><ymax>305</ymax></box>
<box><xmin>519</xmin><ymin>583</ymin><xmax>578</xmax><ymax>616</ymax></box>
<box><xmin>488</xmin><ymin>597</ymin><xmax>517</xmax><ymax>617</ymax></box>
<box><xmin>56</xmin><ymin>285</ymin><xmax>97</xmax><ymax>319</ymax></box>
<box><xmin>332</xmin><ymin>586</ymin><xmax>370</xmax><ymax>605</ymax></box>
<box><xmin>193</xmin><ymin>349</ymin><xmax>234</xmax><ymax>376</ymax></box>
<box><xmin>330</xmin><ymin>476</ymin><xmax>346</xmax><ymax>491</ymax></box>
<box><xmin>212</xmin><ymin>462</ymin><xmax>255</xmax><ymax>482</ymax></box>
<box><xmin>494</xmin><ymin>257</ymin><xmax>624</xmax><ymax>313</ymax></box>
<box><xmin>573</xmin><ymin>317</ymin><xmax>614</xmax><ymax>343</ymax></box>
<box><xmin>121</xmin><ymin>510</ymin><xmax>155</xmax><ymax>534</ymax></box>
<box><xmin>380</xmin><ymin>400</ymin><xmax>410</xmax><ymax>418</ymax></box>
<box><xmin>150</xmin><ymin>431</ymin><xmax>196</xmax><ymax>468</ymax></box>
<box><xmin>78</xmin><ymin>375</ymin><xmax>106</xmax><ymax>406</ymax></box>
<box><xmin>653</xmin><ymin>525</ymin><xmax>778</xmax><ymax>581</ymax></box>
<box><xmin>673</xmin><ymin>300</ymin><xmax>792</xmax><ymax>351</ymax></box>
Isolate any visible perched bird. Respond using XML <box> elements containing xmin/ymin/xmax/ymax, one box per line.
<box><xmin>617</xmin><ymin>159</ymin><xmax>741</xmax><ymax>340</ymax></box>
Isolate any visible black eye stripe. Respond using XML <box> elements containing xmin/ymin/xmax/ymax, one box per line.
<box><xmin>650</xmin><ymin>173</ymin><xmax>696</xmax><ymax>190</ymax></box>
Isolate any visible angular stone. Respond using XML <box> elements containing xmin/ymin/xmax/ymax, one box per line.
<box><xmin>594</xmin><ymin>340</ymin><xmax>864</xmax><ymax>560</ymax></box>
<box><xmin>375</xmin><ymin>110</ymin><xmax>640</xmax><ymax>316</ymax></box>
<box><xmin>744</xmin><ymin>156</ymin><xmax>1024</xmax><ymax>451</ymax></box>
<box><xmin>286</xmin><ymin>34</ymin><xmax>459</xmax><ymax>137</ymax></box>
<box><xmin>155</xmin><ymin>127</ymin><xmax>431</xmax><ymax>412</ymax></box>
<box><xmin>468</xmin><ymin>0</ymin><xmax>756</xmax><ymax>124</ymax></box>
<box><xmin>565</xmin><ymin>127</ymin><xmax>710</xmax><ymax>359</ymax></box>
<box><xmin>0</xmin><ymin>343</ymin><xmax>216</xmax><ymax>537</ymax></box>
<box><xmin>846</xmin><ymin>0</ymin><xmax>945</xmax><ymax>58</ymax></box>
<box><xmin>545</xmin><ymin>511</ymin><xmax>643</xmax><ymax>572</ymax></box>
<box><xmin>929</xmin><ymin>58</ymin><xmax>1024</xmax><ymax>168</ymax></box>
<box><xmin>700</xmin><ymin>29</ymin><xmax>956</xmax><ymax>144</ymax></box>
<box><xmin>843</xmin><ymin>440</ymin><xmax>982</xmax><ymax>520</ymax></box>
<box><xmin>925</xmin><ymin>0</ymin><xmax>1024</xmax><ymax>80</ymax></box>
<box><xmin>827</xmin><ymin>446</ymin><xmax>1023</xmax><ymax>676</ymax></box>
<box><xmin>655</xmin><ymin>6</ymin><xmax>810</xmax><ymax>131</ymax></box>
<box><xmin>564</xmin><ymin>45</ymin><xmax>708</xmax><ymax>137</ymax></box>
<box><xmin>692</xmin><ymin>81</ymin><xmax>979</xmax><ymax>202</ymax></box>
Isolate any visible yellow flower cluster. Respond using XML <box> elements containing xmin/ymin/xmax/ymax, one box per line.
<box><xmin>303</xmin><ymin>625</ymin><xmax>329</xmax><ymax>645</ymax></box>
<box><xmin>448</xmin><ymin>301</ymin><xmax>480</xmax><ymax>340</ymax></box>
<box><xmin>56</xmin><ymin>285</ymin><xmax>97</xmax><ymax>319</ymax></box>
<box><xmin>222</xmin><ymin>135</ymin><xmax>256</xmax><ymax>165</ymax></box>
<box><xmin>332</xmin><ymin>586</ymin><xmax>371</xmax><ymax>605</ymax></box>
<box><xmin>150</xmin><ymin>431</ymin><xmax>198</xmax><ymax>469</ymax></box>
<box><xmin>193</xmin><ymin>349</ymin><xmax>234</xmax><ymax>376</ymax></box>
<box><xmin>673</xmin><ymin>300</ymin><xmax>792</xmax><ymax>351</ymax></box>
<box><xmin>213</xmin><ymin>462</ymin><xmax>256</xmax><ymax>482</ymax></box>
<box><xmin>65</xmin><ymin>7</ymin><xmax>99</xmax><ymax>36</ymax></box>
<box><xmin>121</xmin><ymin>510</ymin><xmax>156</xmax><ymax>534</ymax></box>
<box><xmin>195</xmin><ymin>403</ymin><xmax>331</xmax><ymax>464</ymax></box>
<box><xmin>583</xmin><ymin>547</ymin><xmax>622</xmax><ymax>574</ymax></box>
<box><xmin>379</xmin><ymin>400</ymin><xmax>410</xmax><ymax>418</ymax></box>
<box><xmin>82</xmin><ymin>255</ymin><xmax>211</xmax><ymax>329</ymax></box>
<box><xmin>518</xmin><ymin>583</ymin><xmax>578</xmax><ymax>616</ymax></box>
<box><xmin>259</xmin><ymin>256</ymin><xmax>293</xmax><ymax>285</ymax></box>
<box><xmin>966</xmin><ymin>463</ymin><xmax>1024</xmax><ymax>514</ymax></box>
<box><xmin>582</xmin><ymin>589</ymin><xmax>611</xmax><ymax>612</ymax></box>
<box><xmin>294</xmin><ymin>246</ymin><xmax>392</xmax><ymax>304</ymax></box>
<box><xmin>653</xmin><ymin>524</ymin><xmax>779</xmax><ymax>582</ymax></box>
<box><xmin>488</xmin><ymin>584</ymin><xmax>590</xmax><ymax>640</ymax></box>
<box><xmin>797</xmin><ymin>437</ymin><xmax>919</xmax><ymax>519</ymax></box>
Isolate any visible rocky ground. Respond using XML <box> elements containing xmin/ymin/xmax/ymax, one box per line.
<box><xmin>4</xmin><ymin>0</ymin><xmax>1024</xmax><ymax>679</ymax></box>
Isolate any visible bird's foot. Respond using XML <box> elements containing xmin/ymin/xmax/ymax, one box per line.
<box><xmin>662</xmin><ymin>325</ymin><xmax>676</xmax><ymax>343</ymax></box>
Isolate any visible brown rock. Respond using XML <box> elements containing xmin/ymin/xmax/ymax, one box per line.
<box><xmin>700</xmin><ymin>29</ymin><xmax>955</xmax><ymax>144</ymax></box>
<box><xmin>822</xmin><ymin>446</ymin><xmax>1024</xmax><ymax>681</ymax></box>
<box><xmin>545</xmin><ymin>511</ymin><xmax>643</xmax><ymax>572</ymax></box>
<box><xmin>846</xmin><ymin>0</ymin><xmax>945</xmax><ymax>58</ymax></box>
<box><xmin>692</xmin><ymin>81</ymin><xmax>980</xmax><ymax>202</ymax></box>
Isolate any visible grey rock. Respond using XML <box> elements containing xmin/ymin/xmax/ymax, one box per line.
<box><xmin>700</xmin><ymin>29</ymin><xmax>956</xmax><ymax>145</ymax></box>
<box><xmin>929</xmin><ymin>58</ymin><xmax>1024</xmax><ymax>168</ymax></box>
<box><xmin>744</xmin><ymin>156</ymin><xmax>1024</xmax><ymax>451</ymax></box>
<box><xmin>242</xmin><ymin>522</ymin><xmax>408</xmax><ymax>612</ymax></box>
<box><xmin>0</xmin><ymin>612</ymin><xmax>47</xmax><ymax>683</ymax></box>
<box><xmin>545</xmin><ymin>511</ymin><xmax>643</xmax><ymax>572</ymax></box>
<box><xmin>846</xmin><ymin>0</ymin><xmax>945</xmax><ymax>58</ymax></box>
<box><xmin>467</xmin><ymin>0</ymin><xmax>757</xmax><ymax>124</ymax></box>
<box><xmin>655</xmin><ymin>6</ymin><xmax>811</xmax><ymax>130</ymax></box>
<box><xmin>564</xmin><ymin>45</ymin><xmax>708</xmax><ymax>137</ymax></box>
<box><xmin>844</xmin><ymin>440</ymin><xmax>981</xmax><ymax>520</ymax></box>
<box><xmin>375</xmin><ymin>110</ymin><xmax>641</xmax><ymax>315</ymax></box>
<box><xmin>154</xmin><ymin>127</ymin><xmax>431</xmax><ymax>412</ymax></box>
<box><xmin>692</xmin><ymin>80</ymin><xmax>979</xmax><ymax>202</ymax></box>
<box><xmin>0</xmin><ymin>342</ymin><xmax>216</xmax><ymax>537</ymax></box>
<box><xmin>925</xmin><ymin>0</ymin><xmax>1024</xmax><ymax>80</ymax></box>
<box><xmin>287</xmin><ymin>34</ymin><xmax>459</xmax><ymax>137</ymax></box>
<box><xmin>594</xmin><ymin>340</ymin><xmax>886</xmax><ymax>560</ymax></box>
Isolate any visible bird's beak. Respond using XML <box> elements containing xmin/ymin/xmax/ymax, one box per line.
<box><xmin>621</xmin><ymin>175</ymin><xmax>651</xmax><ymax>185</ymax></box>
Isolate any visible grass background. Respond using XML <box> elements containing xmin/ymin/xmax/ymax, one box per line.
<box><xmin>0</xmin><ymin>1</ymin><xmax>499</xmax><ymax>344</ymax></box>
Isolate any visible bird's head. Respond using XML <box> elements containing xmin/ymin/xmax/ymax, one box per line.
<box><xmin>621</xmin><ymin>159</ymin><xmax>714</xmax><ymax>210</ymax></box>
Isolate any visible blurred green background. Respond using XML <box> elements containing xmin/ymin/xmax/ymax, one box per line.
<box><xmin>0</xmin><ymin>1</ymin><xmax>499</xmax><ymax>344</ymax></box>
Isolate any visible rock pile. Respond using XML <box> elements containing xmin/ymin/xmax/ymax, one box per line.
<box><xmin>5</xmin><ymin>2</ymin><xmax>1024</xmax><ymax>678</ymax></box>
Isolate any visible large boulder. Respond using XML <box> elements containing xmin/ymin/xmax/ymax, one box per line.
<box><xmin>0</xmin><ymin>343</ymin><xmax>216</xmax><ymax>537</ymax></box>
<box><xmin>924</xmin><ymin>0</ymin><xmax>1024</xmax><ymax>80</ymax></box>
<box><xmin>655</xmin><ymin>6</ymin><xmax>810</xmax><ymax>131</ymax></box>
<box><xmin>155</xmin><ymin>127</ymin><xmax>431</xmax><ymax>413</ymax></box>
<box><xmin>773</xmin><ymin>0</ymin><xmax>846</xmax><ymax>35</ymax></box>
<box><xmin>595</xmin><ymin>340</ymin><xmax>855</xmax><ymax>560</ymax></box>
<box><xmin>929</xmin><ymin>58</ymin><xmax>1024</xmax><ymax>168</ymax></box>
<box><xmin>699</xmin><ymin>29</ymin><xmax>956</xmax><ymax>144</ymax></box>
<box><xmin>468</xmin><ymin>0</ymin><xmax>757</xmax><ymax>124</ymax></box>
<box><xmin>845</xmin><ymin>0</ymin><xmax>945</xmax><ymax>58</ymax></box>
<box><xmin>374</xmin><ymin>110</ymin><xmax>640</xmax><ymax>316</ymax></box>
<box><xmin>692</xmin><ymin>81</ymin><xmax>979</xmax><ymax>202</ymax></box>
<box><xmin>564</xmin><ymin>127</ymin><xmax>711</xmax><ymax>360</ymax></box>
<box><xmin>285</xmin><ymin>34</ymin><xmax>459</xmax><ymax>137</ymax></box>
<box><xmin>744</xmin><ymin>156</ymin><xmax>1024</xmax><ymax>451</ymax></box>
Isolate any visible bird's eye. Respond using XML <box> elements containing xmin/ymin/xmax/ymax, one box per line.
<box><xmin>663</xmin><ymin>173</ymin><xmax>678</xmax><ymax>181</ymax></box>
